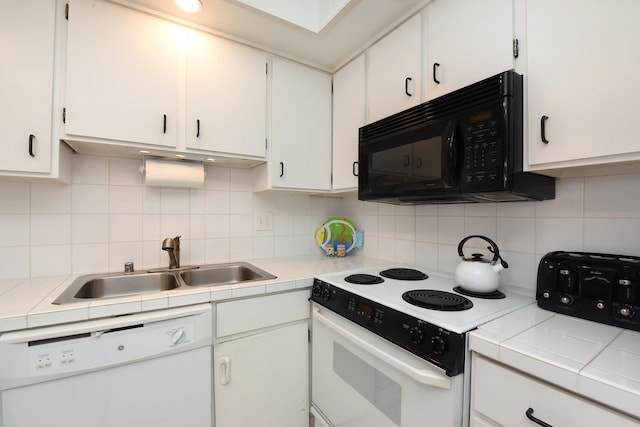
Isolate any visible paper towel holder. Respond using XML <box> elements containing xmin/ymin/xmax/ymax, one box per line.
<box><xmin>142</xmin><ymin>156</ymin><xmax>206</xmax><ymax>188</ymax></box>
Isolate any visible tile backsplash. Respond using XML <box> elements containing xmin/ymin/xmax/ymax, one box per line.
<box><xmin>2</xmin><ymin>153</ymin><xmax>640</xmax><ymax>293</ymax></box>
<box><xmin>344</xmin><ymin>171</ymin><xmax>640</xmax><ymax>292</ymax></box>
<box><xmin>0</xmin><ymin>154</ymin><xmax>340</xmax><ymax>280</ymax></box>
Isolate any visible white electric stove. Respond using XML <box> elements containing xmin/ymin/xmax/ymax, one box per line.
<box><xmin>310</xmin><ymin>264</ymin><xmax>534</xmax><ymax>427</ymax></box>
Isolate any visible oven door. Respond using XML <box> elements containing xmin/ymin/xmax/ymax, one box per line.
<box><xmin>311</xmin><ymin>304</ymin><xmax>464</xmax><ymax>427</ymax></box>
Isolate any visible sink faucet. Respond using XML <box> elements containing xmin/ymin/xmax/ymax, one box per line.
<box><xmin>162</xmin><ymin>235</ymin><xmax>181</xmax><ymax>269</ymax></box>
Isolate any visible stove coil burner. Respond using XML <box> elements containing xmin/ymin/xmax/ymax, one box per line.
<box><xmin>380</xmin><ymin>268</ymin><xmax>428</xmax><ymax>281</ymax></box>
<box><xmin>344</xmin><ymin>274</ymin><xmax>385</xmax><ymax>285</ymax></box>
<box><xmin>402</xmin><ymin>290</ymin><xmax>473</xmax><ymax>311</ymax></box>
<box><xmin>453</xmin><ymin>286</ymin><xmax>506</xmax><ymax>299</ymax></box>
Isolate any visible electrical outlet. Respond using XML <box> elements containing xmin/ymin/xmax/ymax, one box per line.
<box><xmin>254</xmin><ymin>213</ymin><xmax>273</xmax><ymax>231</ymax></box>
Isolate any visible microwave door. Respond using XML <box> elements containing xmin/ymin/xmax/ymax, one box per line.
<box><xmin>359</xmin><ymin>119</ymin><xmax>460</xmax><ymax>199</ymax></box>
<box><xmin>412</xmin><ymin>121</ymin><xmax>458</xmax><ymax>187</ymax></box>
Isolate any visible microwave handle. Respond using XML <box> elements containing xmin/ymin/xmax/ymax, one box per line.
<box><xmin>445</xmin><ymin>121</ymin><xmax>459</xmax><ymax>185</ymax></box>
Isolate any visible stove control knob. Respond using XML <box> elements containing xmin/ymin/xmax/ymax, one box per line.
<box><xmin>431</xmin><ymin>335</ymin><xmax>447</xmax><ymax>355</ymax></box>
<box><xmin>321</xmin><ymin>287</ymin><xmax>331</xmax><ymax>301</ymax></box>
<box><xmin>312</xmin><ymin>283</ymin><xmax>322</xmax><ymax>298</ymax></box>
<box><xmin>619</xmin><ymin>305</ymin><xmax>635</xmax><ymax>318</ymax></box>
<box><xmin>409</xmin><ymin>326</ymin><xmax>424</xmax><ymax>344</ymax></box>
<box><xmin>559</xmin><ymin>294</ymin><xmax>574</xmax><ymax>306</ymax></box>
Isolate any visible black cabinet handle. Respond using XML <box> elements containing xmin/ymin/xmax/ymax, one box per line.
<box><xmin>279</xmin><ymin>162</ymin><xmax>284</xmax><ymax>177</ymax></box>
<box><xmin>433</xmin><ymin>63</ymin><xmax>441</xmax><ymax>84</ymax></box>
<box><xmin>28</xmin><ymin>134</ymin><xmax>35</xmax><ymax>157</ymax></box>
<box><xmin>352</xmin><ymin>161</ymin><xmax>358</xmax><ymax>177</ymax></box>
<box><xmin>196</xmin><ymin>119</ymin><xmax>200</xmax><ymax>138</ymax></box>
<box><xmin>416</xmin><ymin>157</ymin><xmax>422</xmax><ymax>168</ymax></box>
<box><xmin>405</xmin><ymin>77</ymin><xmax>413</xmax><ymax>96</ymax></box>
<box><xmin>541</xmin><ymin>115</ymin><xmax>549</xmax><ymax>144</ymax></box>
<box><xmin>163</xmin><ymin>114</ymin><xmax>167</xmax><ymax>134</ymax></box>
<box><xmin>526</xmin><ymin>408</ymin><xmax>553</xmax><ymax>427</ymax></box>
<box><xmin>403</xmin><ymin>155</ymin><xmax>410</xmax><ymax>167</ymax></box>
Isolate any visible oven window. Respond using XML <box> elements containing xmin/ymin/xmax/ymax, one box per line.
<box><xmin>333</xmin><ymin>342</ymin><xmax>402</xmax><ymax>426</ymax></box>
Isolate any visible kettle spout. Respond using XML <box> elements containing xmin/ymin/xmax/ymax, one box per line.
<box><xmin>493</xmin><ymin>254</ymin><xmax>509</xmax><ymax>272</ymax></box>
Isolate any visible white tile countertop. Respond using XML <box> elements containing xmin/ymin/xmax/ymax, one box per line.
<box><xmin>470</xmin><ymin>304</ymin><xmax>640</xmax><ymax>420</ymax></box>
<box><xmin>0</xmin><ymin>255</ymin><xmax>384</xmax><ymax>333</ymax></box>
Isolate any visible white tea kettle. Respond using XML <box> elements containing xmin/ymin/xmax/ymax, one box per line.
<box><xmin>454</xmin><ymin>235</ymin><xmax>509</xmax><ymax>293</ymax></box>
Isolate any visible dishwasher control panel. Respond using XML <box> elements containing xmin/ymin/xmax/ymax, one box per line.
<box><xmin>28</xmin><ymin>323</ymin><xmax>195</xmax><ymax>376</ymax></box>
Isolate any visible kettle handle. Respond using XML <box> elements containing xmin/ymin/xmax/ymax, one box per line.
<box><xmin>457</xmin><ymin>235</ymin><xmax>508</xmax><ymax>268</ymax></box>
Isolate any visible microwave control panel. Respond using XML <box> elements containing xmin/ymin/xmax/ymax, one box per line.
<box><xmin>461</xmin><ymin>117</ymin><xmax>502</xmax><ymax>188</ymax></box>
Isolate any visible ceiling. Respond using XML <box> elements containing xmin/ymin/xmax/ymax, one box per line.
<box><xmin>121</xmin><ymin>0</ymin><xmax>430</xmax><ymax>72</ymax></box>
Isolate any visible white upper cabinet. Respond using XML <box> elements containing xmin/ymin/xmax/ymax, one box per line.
<box><xmin>332</xmin><ymin>54</ymin><xmax>366</xmax><ymax>191</ymax></box>
<box><xmin>367</xmin><ymin>14</ymin><xmax>422</xmax><ymax>123</ymax></box>
<box><xmin>525</xmin><ymin>0</ymin><xmax>640</xmax><ymax>172</ymax></box>
<box><xmin>269</xmin><ymin>57</ymin><xmax>332</xmax><ymax>191</ymax></box>
<box><xmin>0</xmin><ymin>0</ymin><xmax>56</xmax><ymax>173</ymax></box>
<box><xmin>65</xmin><ymin>0</ymin><xmax>182</xmax><ymax>147</ymax></box>
<box><xmin>185</xmin><ymin>30</ymin><xmax>267</xmax><ymax>158</ymax></box>
<box><xmin>424</xmin><ymin>0</ymin><xmax>515</xmax><ymax>100</ymax></box>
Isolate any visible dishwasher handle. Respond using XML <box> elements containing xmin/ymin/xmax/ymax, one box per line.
<box><xmin>313</xmin><ymin>306</ymin><xmax>451</xmax><ymax>389</ymax></box>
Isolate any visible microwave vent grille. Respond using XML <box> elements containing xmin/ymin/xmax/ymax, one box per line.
<box><xmin>360</xmin><ymin>70</ymin><xmax>517</xmax><ymax>143</ymax></box>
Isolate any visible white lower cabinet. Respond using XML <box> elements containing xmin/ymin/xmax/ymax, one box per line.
<box><xmin>471</xmin><ymin>355</ymin><xmax>638</xmax><ymax>426</ymax></box>
<box><xmin>213</xmin><ymin>290</ymin><xmax>310</xmax><ymax>427</ymax></box>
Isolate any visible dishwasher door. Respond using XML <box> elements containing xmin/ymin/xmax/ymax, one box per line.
<box><xmin>0</xmin><ymin>304</ymin><xmax>213</xmax><ymax>427</ymax></box>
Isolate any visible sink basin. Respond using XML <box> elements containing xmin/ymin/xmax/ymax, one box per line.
<box><xmin>180</xmin><ymin>262</ymin><xmax>276</xmax><ymax>287</ymax></box>
<box><xmin>53</xmin><ymin>272</ymin><xmax>180</xmax><ymax>304</ymax></box>
<box><xmin>52</xmin><ymin>262</ymin><xmax>276</xmax><ymax>304</ymax></box>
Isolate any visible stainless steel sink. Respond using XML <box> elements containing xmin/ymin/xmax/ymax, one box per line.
<box><xmin>53</xmin><ymin>272</ymin><xmax>180</xmax><ymax>304</ymax></box>
<box><xmin>52</xmin><ymin>262</ymin><xmax>276</xmax><ymax>304</ymax></box>
<box><xmin>180</xmin><ymin>262</ymin><xmax>276</xmax><ymax>287</ymax></box>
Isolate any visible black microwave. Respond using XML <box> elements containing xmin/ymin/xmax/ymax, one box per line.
<box><xmin>358</xmin><ymin>70</ymin><xmax>555</xmax><ymax>204</ymax></box>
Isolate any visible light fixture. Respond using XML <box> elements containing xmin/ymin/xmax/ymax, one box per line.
<box><xmin>176</xmin><ymin>0</ymin><xmax>202</xmax><ymax>13</ymax></box>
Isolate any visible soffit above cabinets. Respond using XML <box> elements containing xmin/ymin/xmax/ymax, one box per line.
<box><xmin>118</xmin><ymin>0</ymin><xmax>431</xmax><ymax>71</ymax></box>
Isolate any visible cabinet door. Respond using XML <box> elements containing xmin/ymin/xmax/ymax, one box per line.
<box><xmin>472</xmin><ymin>356</ymin><xmax>639</xmax><ymax>426</ymax></box>
<box><xmin>526</xmin><ymin>0</ymin><xmax>640</xmax><ymax>167</ymax></box>
<box><xmin>186</xmin><ymin>30</ymin><xmax>267</xmax><ymax>157</ymax></box>
<box><xmin>0</xmin><ymin>0</ymin><xmax>55</xmax><ymax>173</ymax></box>
<box><xmin>65</xmin><ymin>0</ymin><xmax>181</xmax><ymax>147</ymax></box>
<box><xmin>368</xmin><ymin>14</ymin><xmax>422</xmax><ymax>122</ymax></box>
<box><xmin>332</xmin><ymin>54</ymin><xmax>366</xmax><ymax>191</ymax></box>
<box><xmin>271</xmin><ymin>58</ymin><xmax>332</xmax><ymax>190</ymax></box>
<box><xmin>424</xmin><ymin>0</ymin><xmax>514</xmax><ymax>100</ymax></box>
<box><xmin>214</xmin><ymin>322</ymin><xmax>309</xmax><ymax>427</ymax></box>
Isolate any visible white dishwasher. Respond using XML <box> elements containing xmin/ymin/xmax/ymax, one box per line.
<box><xmin>0</xmin><ymin>303</ymin><xmax>212</xmax><ymax>427</ymax></box>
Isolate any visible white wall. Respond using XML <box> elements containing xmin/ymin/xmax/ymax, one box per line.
<box><xmin>343</xmin><ymin>174</ymin><xmax>640</xmax><ymax>292</ymax></box>
<box><xmin>0</xmin><ymin>154</ymin><xmax>341</xmax><ymax>280</ymax></box>
<box><xmin>2</xmin><ymin>153</ymin><xmax>640</xmax><ymax>295</ymax></box>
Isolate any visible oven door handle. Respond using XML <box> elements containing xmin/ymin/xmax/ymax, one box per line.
<box><xmin>313</xmin><ymin>307</ymin><xmax>451</xmax><ymax>389</ymax></box>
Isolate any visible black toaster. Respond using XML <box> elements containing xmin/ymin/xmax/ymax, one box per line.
<box><xmin>537</xmin><ymin>251</ymin><xmax>640</xmax><ymax>331</ymax></box>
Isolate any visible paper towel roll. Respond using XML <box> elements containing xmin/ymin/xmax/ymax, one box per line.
<box><xmin>144</xmin><ymin>158</ymin><xmax>205</xmax><ymax>188</ymax></box>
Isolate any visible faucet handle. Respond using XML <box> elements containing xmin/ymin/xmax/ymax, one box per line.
<box><xmin>124</xmin><ymin>262</ymin><xmax>134</xmax><ymax>273</ymax></box>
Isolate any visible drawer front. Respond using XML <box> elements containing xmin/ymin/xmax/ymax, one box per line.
<box><xmin>216</xmin><ymin>289</ymin><xmax>309</xmax><ymax>338</ymax></box>
<box><xmin>472</xmin><ymin>355</ymin><xmax>638</xmax><ymax>426</ymax></box>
